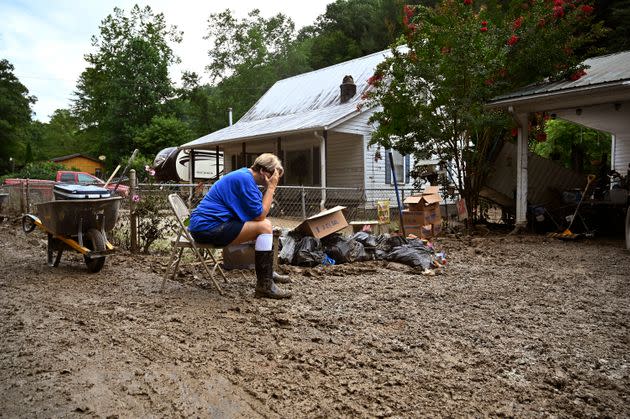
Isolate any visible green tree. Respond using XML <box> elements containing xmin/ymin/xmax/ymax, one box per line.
<box><xmin>366</xmin><ymin>0</ymin><xmax>605</xmax><ymax>221</ymax></box>
<box><xmin>15</xmin><ymin>161</ymin><xmax>67</xmax><ymax>180</ymax></box>
<box><xmin>307</xmin><ymin>0</ymin><xmax>426</xmax><ymax>69</ymax></box>
<box><xmin>594</xmin><ymin>0</ymin><xmax>630</xmax><ymax>53</ymax></box>
<box><xmin>73</xmin><ymin>5</ymin><xmax>182</xmax><ymax>165</ymax></box>
<box><xmin>203</xmin><ymin>9</ymin><xmax>311</xmax><ymax>128</ymax></box>
<box><xmin>534</xmin><ymin>119</ymin><xmax>611</xmax><ymax>173</ymax></box>
<box><xmin>28</xmin><ymin>109</ymin><xmax>86</xmax><ymax>160</ymax></box>
<box><xmin>0</xmin><ymin>59</ymin><xmax>36</xmax><ymax>173</ymax></box>
<box><xmin>133</xmin><ymin>115</ymin><xmax>194</xmax><ymax>156</ymax></box>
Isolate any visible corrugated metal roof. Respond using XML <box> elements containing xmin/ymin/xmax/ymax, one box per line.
<box><xmin>489</xmin><ymin>50</ymin><xmax>630</xmax><ymax>103</ymax></box>
<box><xmin>181</xmin><ymin>49</ymin><xmax>392</xmax><ymax>149</ymax></box>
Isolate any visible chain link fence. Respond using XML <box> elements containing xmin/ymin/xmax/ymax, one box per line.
<box><xmin>2</xmin><ymin>178</ymin><xmax>456</xmax><ymax>253</ymax></box>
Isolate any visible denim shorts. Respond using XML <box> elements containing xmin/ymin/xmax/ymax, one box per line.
<box><xmin>190</xmin><ymin>220</ymin><xmax>244</xmax><ymax>247</ymax></box>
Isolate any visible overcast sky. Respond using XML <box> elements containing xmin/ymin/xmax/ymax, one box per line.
<box><xmin>1</xmin><ymin>0</ymin><xmax>331</xmax><ymax>122</ymax></box>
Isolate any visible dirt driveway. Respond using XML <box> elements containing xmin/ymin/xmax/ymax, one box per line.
<box><xmin>0</xmin><ymin>221</ymin><xmax>628</xmax><ymax>417</ymax></box>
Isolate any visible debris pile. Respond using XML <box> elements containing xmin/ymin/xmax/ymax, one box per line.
<box><xmin>279</xmin><ymin>231</ymin><xmax>446</xmax><ymax>273</ymax></box>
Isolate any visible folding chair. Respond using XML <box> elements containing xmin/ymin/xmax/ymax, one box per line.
<box><xmin>162</xmin><ymin>193</ymin><xmax>226</xmax><ymax>294</ymax></box>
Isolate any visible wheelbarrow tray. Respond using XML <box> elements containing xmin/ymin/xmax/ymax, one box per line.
<box><xmin>35</xmin><ymin>196</ymin><xmax>122</xmax><ymax>237</ymax></box>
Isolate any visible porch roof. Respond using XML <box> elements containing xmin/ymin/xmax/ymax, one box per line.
<box><xmin>487</xmin><ymin>50</ymin><xmax>630</xmax><ymax>112</ymax></box>
<box><xmin>180</xmin><ymin>49</ymin><xmax>392</xmax><ymax>150</ymax></box>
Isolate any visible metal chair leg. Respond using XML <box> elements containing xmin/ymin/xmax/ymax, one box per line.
<box><xmin>162</xmin><ymin>245</ymin><xmax>179</xmax><ymax>291</ymax></box>
<box><xmin>191</xmin><ymin>246</ymin><xmax>222</xmax><ymax>295</ymax></box>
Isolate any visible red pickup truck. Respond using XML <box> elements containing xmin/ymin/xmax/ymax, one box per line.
<box><xmin>3</xmin><ymin>171</ymin><xmax>129</xmax><ymax>198</ymax></box>
<box><xmin>55</xmin><ymin>171</ymin><xmax>129</xmax><ymax>196</ymax></box>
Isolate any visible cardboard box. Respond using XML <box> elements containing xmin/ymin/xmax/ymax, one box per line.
<box><xmin>403</xmin><ymin>222</ymin><xmax>442</xmax><ymax>239</ymax></box>
<box><xmin>295</xmin><ymin>206</ymin><xmax>348</xmax><ymax>239</ymax></box>
<box><xmin>403</xmin><ymin>186</ymin><xmax>442</xmax><ymax>211</ymax></box>
<box><xmin>402</xmin><ymin>208</ymin><xmax>441</xmax><ymax>226</ymax></box>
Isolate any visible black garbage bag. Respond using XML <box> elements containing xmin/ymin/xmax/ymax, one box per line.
<box><xmin>385</xmin><ymin>244</ymin><xmax>433</xmax><ymax>270</ymax></box>
<box><xmin>351</xmin><ymin>231</ymin><xmax>378</xmax><ymax>248</ymax></box>
<box><xmin>374</xmin><ymin>234</ymin><xmax>407</xmax><ymax>257</ymax></box>
<box><xmin>322</xmin><ymin>234</ymin><xmax>368</xmax><ymax>264</ymax></box>
<box><xmin>278</xmin><ymin>230</ymin><xmax>299</xmax><ymax>264</ymax></box>
<box><xmin>293</xmin><ymin>236</ymin><xmax>326</xmax><ymax>267</ymax></box>
<box><xmin>406</xmin><ymin>237</ymin><xmax>433</xmax><ymax>252</ymax></box>
<box><xmin>385</xmin><ymin>235</ymin><xmax>407</xmax><ymax>249</ymax></box>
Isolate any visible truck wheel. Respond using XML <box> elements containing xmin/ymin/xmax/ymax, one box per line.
<box><xmin>626</xmin><ymin>206</ymin><xmax>630</xmax><ymax>250</ymax></box>
<box><xmin>84</xmin><ymin>228</ymin><xmax>106</xmax><ymax>273</ymax></box>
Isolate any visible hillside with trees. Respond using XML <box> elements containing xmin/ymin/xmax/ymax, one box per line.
<box><xmin>1</xmin><ymin>0</ymin><xmax>625</xmax><ymax>190</ymax></box>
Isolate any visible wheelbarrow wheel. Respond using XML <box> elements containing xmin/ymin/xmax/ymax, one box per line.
<box><xmin>84</xmin><ymin>228</ymin><xmax>106</xmax><ymax>273</ymax></box>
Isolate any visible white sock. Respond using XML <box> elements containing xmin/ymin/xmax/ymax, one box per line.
<box><xmin>255</xmin><ymin>233</ymin><xmax>273</xmax><ymax>251</ymax></box>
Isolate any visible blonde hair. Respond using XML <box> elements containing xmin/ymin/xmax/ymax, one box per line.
<box><xmin>251</xmin><ymin>153</ymin><xmax>284</xmax><ymax>177</ymax></box>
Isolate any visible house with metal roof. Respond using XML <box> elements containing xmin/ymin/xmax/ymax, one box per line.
<box><xmin>486</xmin><ymin>50</ymin><xmax>630</xmax><ymax>244</ymax></box>
<box><xmin>179</xmin><ymin>49</ymin><xmax>414</xmax><ymax>208</ymax></box>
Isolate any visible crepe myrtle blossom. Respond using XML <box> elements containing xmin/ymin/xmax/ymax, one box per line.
<box><xmin>403</xmin><ymin>4</ymin><xmax>414</xmax><ymax>26</ymax></box>
<box><xmin>144</xmin><ymin>165</ymin><xmax>156</xmax><ymax>176</ymax></box>
<box><xmin>513</xmin><ymin>16</ymin><xmax>523</xmax><ymax>30</ymax></box>
<box><xmin>507</xmin><ymin>34</ymin><xmax>519</xmax><ymax>46</ymax></box>
<box><xmin>132</xmin><ymin>194</ymin><xmax>141</xmax><ymax>203</ymax></box>
<box><xmin>570</xmin><ymin>68</ymin><xmax>587</xmax><ymax>81</ymax></box>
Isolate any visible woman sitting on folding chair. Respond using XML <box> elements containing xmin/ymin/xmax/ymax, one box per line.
<box><xmin>188</xmin><ymin>153</ymin><xmax>291</xmax><ymax>299</ymax></box>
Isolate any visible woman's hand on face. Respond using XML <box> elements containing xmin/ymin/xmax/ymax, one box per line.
<box><xmin>266</xmin><ymin>168</ymin><xmax>280</xmax><ymax>188</ymax></box>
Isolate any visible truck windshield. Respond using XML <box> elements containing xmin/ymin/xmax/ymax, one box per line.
<box><xmin>78</xmin><ymin>174</ymin><xmax>102</xmax><ymax>184</ymax></box>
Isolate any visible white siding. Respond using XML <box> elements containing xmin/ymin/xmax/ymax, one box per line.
<box><xmin>364</xmin><ymin>135</ymin><xmax>417</xmax><ymax>207</ymax></box>
<box><xmin>334</xmin><ymin>110</ymin><xmax>374</xmax><ymax>135</ymax></box>
<box><xmin>326</xmin><ymin>132</ymin><xmax>364</xmax><ymax>187</ymax></box>
<box><xmin>613</xmin><ymin>134</ymin><xmax>630</xmax><ymax>172</ymax></box>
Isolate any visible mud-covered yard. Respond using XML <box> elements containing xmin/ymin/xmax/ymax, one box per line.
<box><xmin>0</xmin><ymin>221</ymin><xmax>628</xmax><ymax>417</ymax></box>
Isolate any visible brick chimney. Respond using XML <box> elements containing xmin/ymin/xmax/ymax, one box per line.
<box><xmin>340</xmin><ymin>75</ymin><xmax>356</xmax><ymax>103</ymax></box>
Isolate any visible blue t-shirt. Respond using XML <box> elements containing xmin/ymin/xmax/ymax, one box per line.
<box><xmin>188</xmin><ymin>168</ymin><xmax>263</xmax><ymax>232</ymax></box>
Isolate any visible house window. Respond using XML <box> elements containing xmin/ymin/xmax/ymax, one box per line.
<box><xmin>385</xmin><ymin>149</ymin><xmax>410</xmax><ymax>184</ymax></box>
<box><xmin>284</xmin><ymin>149</ymin><xmax>313</xmax><ymax>185</ymax></box>
<box><xmin>391</xmin><ymin>150</ymin><xmax>405</xmax><ymax>184</ymax></box>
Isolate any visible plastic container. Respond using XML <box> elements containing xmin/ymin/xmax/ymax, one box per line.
<box><xmin>53</xmin><ymin>184</ymin><xmax>111</xmax><ymax>200</ymax></box>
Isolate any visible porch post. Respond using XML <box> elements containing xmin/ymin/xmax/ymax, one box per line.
<box><xmin>188</xmin><ymin>149</ymin><xmax>195</xmax><ymax>206</ymax></box>
<box><xmin>515</xmin><ymin>112</ymin><xmax>529</xmax><ymax>229</ymax></box>
<box><xmin>277</xmin><ymin>137</ymin><xmax>283</xmax><ymax>186</ymax></box>
<box><xmin>215</xmin><ymin>146</ymin><xmax>220</xmax><ymax>179</ymax></box>
<box><xmin>241</xmin><ymin>142</ymin><xmax>246</xmax><ymax>168</ymax></box>
<box><xmin>321</xmin><ymin>130</ymin><xmax>327</xmax><ymax>210</ymax></box>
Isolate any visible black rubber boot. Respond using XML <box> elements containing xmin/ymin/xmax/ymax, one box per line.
<box><xmin>273</xmin><ymin>271</ymin><xmax>292</xmax><ymax>284</ymax></box>
<box><xmin>255</xmin><ymin>250</ymin><xmax>292</xmax><ymax>299</ymax></box>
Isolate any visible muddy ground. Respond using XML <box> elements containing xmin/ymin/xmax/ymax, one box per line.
<box><xmin>0</xmin><ymin>220</ymin><xmax>628</xmax><ymax>418</ymax></box>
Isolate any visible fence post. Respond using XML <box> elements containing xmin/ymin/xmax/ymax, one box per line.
<box><xmin>301</xmin><ymin>186</ymin><xmax>306</xmax><ymax>219</ymax></box>
<box><xmin>20</xmin><ymin>180</ymin><xmax>26</xmax><ymax>214</ymax></box>
<box><xmin>129</xmin><ymin>169</ymin><xmax>138</xmax><ymax>253</ymax></box>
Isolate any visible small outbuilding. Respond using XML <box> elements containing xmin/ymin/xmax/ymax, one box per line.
<box><xmin>51</xmin><ymin>154</ymin><xmax>105</xmax><ymax>178</ymax></box>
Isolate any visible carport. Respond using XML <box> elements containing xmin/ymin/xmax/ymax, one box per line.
<box><xmin>486</xmin><ymin>50</ymin><xmax>630</xmax><ymax>247</ymax></box>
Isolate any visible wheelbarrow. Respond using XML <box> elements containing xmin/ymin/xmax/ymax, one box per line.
<box><xmin>22</xmin><ymin>193</ymin><xmax>123</xmax><ymax>273</ymax></box>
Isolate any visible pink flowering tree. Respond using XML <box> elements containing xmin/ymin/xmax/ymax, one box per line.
<box><xmin>365</xmin><ymin>0</ymin><xmax>604</xmax><ymax>223</ymax></box>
